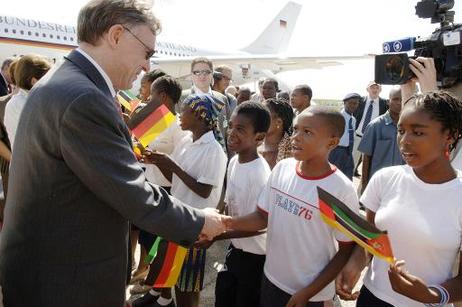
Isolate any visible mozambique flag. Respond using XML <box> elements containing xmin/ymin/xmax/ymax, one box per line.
<box><xmin>117</xmin><ymin>90</ymin><xmax>141</xmax><ymax>112</ymax></box>
<box><xmin>127</xmin><ymin>103</ymin><xmax>176</xmax><ymax>147</ymax></box>
<box><xmin>145</xmin><ymin>237</ymin><xmax>187</xmax><ymax>288</ymax></box>
<box><xmin>317</xmin><ymin>187</ymin><xmax>394</xmax><ymax>263</ymax></box>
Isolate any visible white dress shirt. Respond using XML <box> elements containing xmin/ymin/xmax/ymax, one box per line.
<box><xmin>356</xmin><ymin>97</ymin><xmax>380</xmax><ymax>136</ymax></box>
<box><xmin>76</xmin><ymin>48</ymin><xmax>116</xmax><ymax>98</ymax></box>
<box><xmin>4</xmin><ymin>89</ymin><xmax>28</xmax><ymax>149</ymax></box>
<box><xmin>338</xmin><ymin>109</ymin><xmax>356</xmax><ymax>147</ymax></box>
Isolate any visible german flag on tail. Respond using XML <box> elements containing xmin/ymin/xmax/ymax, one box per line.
<box><xmin>117</xmin><ymin>90</ymin><xmax>141</xmax><ymax>112</ymax></box>
<box><xmin>145</xmin><ymin>237</ymin><xmax>187</xmax><ymax>288</ymax></box>
<box><xmin>128</xmin><ymin>104</ymin><xmax>176</xmax><ymax>147</ymax></box>
<box><xmin>317</xmin><ymin>187</ymin><xmax>394</xmax><ymax>263</ymax></box>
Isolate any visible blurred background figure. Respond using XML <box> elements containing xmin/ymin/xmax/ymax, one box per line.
<box><xmin>290</xmin><ymin>84</ymin><xmax>312</xmax><ymax>116</ymax></box>
<box><xmin>4</xmin><ymin>54</ymin><xmax>51</xmax><ymax>149</ymax></box>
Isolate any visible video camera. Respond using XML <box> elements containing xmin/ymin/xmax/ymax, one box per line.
<box><xmin>375</xmin><ymin>0</ymin><xmax>462</xmax><ymax>88</ymax></box>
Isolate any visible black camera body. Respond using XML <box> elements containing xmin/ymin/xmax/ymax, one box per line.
<box><xmin>375</xmin><ymin>0</ymin><xmax>462</xmax><ymax>87</ymax></box>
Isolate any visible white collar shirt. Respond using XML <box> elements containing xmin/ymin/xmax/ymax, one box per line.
<box><xmin>76</xmin><ymin>48</ymin><xmax>116</xmax><ymax>98</ymax></box>
<box><xmin>4</xmin><ymin>89</ymin><xmax>29</xmax><ymax>149</ymax></box>
<box><xmin>170</xmin><ymin>130</ymin><xmax>227</xmax><ymax>209</ymax></box>
<box><xmin>338</xmin><ymin>109</ymin><xmax>356</xmax><ymax>147</ymax></box>
<box><xmin>356</xmin><ymin>96</ymin><xmax>380</xmax><ymax>136</ymax></box>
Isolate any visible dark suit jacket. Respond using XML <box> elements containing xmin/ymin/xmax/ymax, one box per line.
<box><xmin>354</xmin><ymin>96</ymin><xmax>388</xmax><ymax>130</ymax></box>
<box><xmin>0</xmin><ymin>73</ymin><xmax>9</xmax><ymax>97</ymax></box>
<box><xmin>0</xmin><ymin>50</ymin><xmax>205</xmax><ymax>307</ymax></box>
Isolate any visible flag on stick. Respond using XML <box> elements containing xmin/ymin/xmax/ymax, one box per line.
<box><xmin>128</xmin><ymin>103</ymin><xmax>176</xmax><ymax>147</ymax></box>
<box><xmin>317</xmin><ymin>187</ymin><xmax>394</xmax><ymax>263</ymax></box>
<box><xmin>117</xmin><ymin>90</ymin><xmax>141</xmax><ymax>112</ymax></box>
<box><xmin>145</xmin><ymin>237</ymin><xmax>187</xmax><ymax>288</ymax></box>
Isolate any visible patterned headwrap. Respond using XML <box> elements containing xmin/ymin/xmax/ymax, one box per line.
<box><xmin>183</xmin><ymin>94</ymin><xmax>225</xmax><ymax>149</ymax></box>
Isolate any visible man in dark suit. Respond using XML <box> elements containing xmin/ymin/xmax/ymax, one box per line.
<box><xmin>0</xmin><ymin>58</ymin><xmax>13</xmax><ymax>97</ymax></box>
<box><xmin>0</xmin><ymin>1</ymin><xmax>227</xmax><ymax>306</ymax></box>
<box><xmin>352</xmin><ymin>81</ymin><xmax>388</xmax><ymax>176</ymax></box>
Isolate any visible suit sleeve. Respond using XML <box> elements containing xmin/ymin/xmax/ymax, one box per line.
<box><xmin>59</xmin><ymin>92</ymin><xmax>205</xmax><ymax>247</ymax></box>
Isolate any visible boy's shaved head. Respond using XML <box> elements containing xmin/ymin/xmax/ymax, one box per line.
<box><xmin>301</xmin><ymin>106</ymin><xmax>345</xmax><ymax>137</ymax></box>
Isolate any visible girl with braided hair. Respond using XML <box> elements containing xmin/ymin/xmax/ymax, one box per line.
<box><xmin>338</xmin><ymin>90</ymin><xmax>462</xmax><ymax>307</ymax></box>
<box><xmin>143</xmin><ymin>94</ymin><xmax>227</xmax><ymax>307</ymax></box>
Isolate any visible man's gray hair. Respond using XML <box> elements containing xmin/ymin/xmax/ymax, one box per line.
<box><xmin>77</xmin><ymin>0</ymin><xmax>161</xmax><ymax>45</ymax></box>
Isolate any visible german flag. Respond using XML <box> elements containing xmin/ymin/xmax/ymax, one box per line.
<box><xmin>317</xmin><ymin>187</ymin><xmax>394</xmax><ymax>263</ymax></box>
<box><xmin>117</xmin><ymin>90</ymin><xmax>141</xmax><ymax>112</ymax></box>
<box><xmin>145</xmin><ymin>237</ymin><xmax>187</xmax><ymax>288</ymax></box>
<box><xmin>127</xmin><ymin>103</ymin><xmax>175</xmax><ymax>147</ymax></box>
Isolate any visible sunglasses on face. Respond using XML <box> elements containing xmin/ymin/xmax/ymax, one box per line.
<box><xmin>192</xmin><ymin>70</ymin><xmax>212</xmax><ymax>76</ymax></box>
<box><xmin>122</xmin><ymin>25</ymin><xmax>155</xmax><ymax>60</ymax></box>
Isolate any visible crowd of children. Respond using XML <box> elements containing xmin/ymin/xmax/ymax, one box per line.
<box><xmin>123</xmin><ymin>56</ymin><xmax>462</xmax><ymax>307</ymax></box>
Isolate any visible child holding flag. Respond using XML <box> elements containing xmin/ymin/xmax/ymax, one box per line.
<box><xmin>226</xmin><ymin>106</ymin><xmax>359</xmax><ymax>307</ymax></box>
<box><xmin>337</xmin><ymin>91</ymin><xmax>462</xmax><ymax>307</ymax></box>
<box><xmin>143</xmin><ymin>94</ymin><xmax>227</xmax><ymax>307</ymax></box>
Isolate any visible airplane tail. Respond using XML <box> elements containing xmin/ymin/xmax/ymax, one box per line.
<box><xmin>241</xmin><ymin>1</ymin><xmax>302</xmax><ymax>55</ymax></box>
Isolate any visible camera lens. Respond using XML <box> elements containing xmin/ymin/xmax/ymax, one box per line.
<box><xmin>385</xmin><ymin>55</ymin><xmax>406</xmax><ymax>83</ymax></box>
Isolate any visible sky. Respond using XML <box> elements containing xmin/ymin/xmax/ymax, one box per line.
<box><xmin>3</xmin><ymin>0</ymin><xmax>462</xmax><ymax>99</ymax></box>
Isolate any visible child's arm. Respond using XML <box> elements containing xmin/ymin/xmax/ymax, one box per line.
<box><xmin>143</xmin><ymin>151</ymin><xmax>213</xmax><ymax>198</ymax></box>
<box><xmin>360</xmin><ymin>154</ymin><xmax>372</xmax><ymax>193</ymax></box>
<box><xmin>228</xmin><ymin>209</ymin><xmax>268</xmax><ymax>232</ymax></box>
<box><xmin>194</xmin><ymin>229</ymin><xmax>266</xmax><ymax>249</ymax></box>
<box><xmin>336</xmin><ymin>208</ymin><xmax>375</xmax><ymax>300</ymax></box>
<box><xmin>287</xmin><ymin>242</ymin><xmax>356</xmax><ymax>307</ymax></box>
<box><xmin>195</xmin><ymin>210</ymin><xmax>268</xmax><ymax>249</ymax></box>
<box><xmin>388</xmin><ymin>252</ymin><xmax>462</xmax><ymax>304</ymax></box>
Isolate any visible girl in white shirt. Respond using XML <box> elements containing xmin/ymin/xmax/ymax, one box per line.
<box><xmin>144</xmin><ymin>94</ymin><xmax>227</xmax><ymax>307</ymax></box>
<box><xmin>338</xmin><ymin>91</ymin><xmax>462</xmax><ymax>307</ymax></box>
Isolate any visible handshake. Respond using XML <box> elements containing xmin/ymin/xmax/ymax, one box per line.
<box><xmin>199</xmin><ymin>207</ymin><xmax>232</xmax><ymax>241</ymax></box>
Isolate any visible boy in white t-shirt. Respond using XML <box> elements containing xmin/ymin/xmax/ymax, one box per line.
<box><xmin>227</xmin><ymin>106</ymin><xmax>359</xmax><ymax>307</ymax></box>
<box><xmin>197</xmin><ymin>101</ymin><xmax>272</xmax><ymax>307</ymax></box>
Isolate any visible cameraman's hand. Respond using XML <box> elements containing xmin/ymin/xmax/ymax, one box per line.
<box><xmin>409</xmin><ymin>57</ymin><xmax>438</xmax><ymax>93</ymax></box>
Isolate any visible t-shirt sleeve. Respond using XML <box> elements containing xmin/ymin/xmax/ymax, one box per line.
<box><xmin>360</xmin><ymin>169</ymin><xmax>384</xmax><ymax>212</ymax></box>
<box><xmin>257</xmin><ymin>165</ymin><xmax>277</xmax><ymax>214</ymax></box>
<box><xmin>334</xmin><ymin>183</ymin><xmax>360</xmax><ymax>242</ymax></box>
<box><xmin>358</xmin><ymin>122</ymin><xmax>377</xmax><ymax>155</ymax></box>
<box><xmin>197</xmin><ymin>146</ymin><xmax>227</xmax><ymax>187</ymax></box>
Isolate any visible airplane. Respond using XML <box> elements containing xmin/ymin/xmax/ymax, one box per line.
<box><xmin>0</xmin><ymin>2</ymin><xmax>369</xmax><ymax>89</ymax></box>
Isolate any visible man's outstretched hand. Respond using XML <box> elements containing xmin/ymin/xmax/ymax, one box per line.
<box><xmin>200</xmin><ymin>207</ymin><xmax>231</xmax><ymax>240</ymax></box>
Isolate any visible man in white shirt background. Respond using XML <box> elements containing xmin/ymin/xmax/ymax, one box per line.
<box><xmin>328</xmin><ymin>92</ymin><xmax>360</xmax><ymax>180</ymax></box>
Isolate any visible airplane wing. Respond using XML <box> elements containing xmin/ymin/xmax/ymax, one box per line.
<box><xmin>150</xmin><ymin>54</ymin><xmax>372</xmax><ymax>85</ymax></box>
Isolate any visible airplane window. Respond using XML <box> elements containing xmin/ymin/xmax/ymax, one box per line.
<box><xmin>12</xmin><ymin>29</ymin><xmax>16</xmax><ymax>34</ymax></box>
<box><xmin>50</xmin><ymin>34</ymin><xmax>54</xmax><ymax>38</ymax></box>
<box><xmin>57</xmin><ymin>35</ymin><xmax>60</xmax><ymax>39</ymax></box>
<box><xmin>63</xmin><ymin>36</ymin><xmax>67</xmax><ymax>40</ymax></box>
<box><xmin>4</xmin><ymin>29</ymin><xmax>8</xmax><ymax>33</ymax></box>
<box><xmin>42</xmin><ymin>33</ymin><xmax>46</xmax><ymax>37</ymax></box>
<box><xmin>70</xmin><ymin>37</ymin><xmax>74</xmax><ymax>41</ymax></box>
<box><xmin>28</xmin><ymin>31</ymin><xmax>31</xmax><ymax>35</ymax></box>
<box><xmin>35</xmin><ymin>32</ymin><xmax>39</xmax><ymax>36</ymax></box>
<box><xmin>20</xmin><ymin>30</ymin><xmax>24</xmax><ymax>35</ymax></box>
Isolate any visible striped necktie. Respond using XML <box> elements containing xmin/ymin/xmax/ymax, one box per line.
<box><xmin>361</xmin><ymin>100</ymin><xmax>374</xmax><ymax>134</ymax></box>
<box><xmin>348</xmin><ymin>116</ymin><xmax>354</xmax><ymax>153</ymax></box>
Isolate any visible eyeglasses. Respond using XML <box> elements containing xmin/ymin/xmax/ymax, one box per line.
<box><xmin>122</xmin><ymin>26</ymin><xmax>155</xmax><ymax>60</ymax></box>
<box><xmin>192</xmin><ymin>70</ymin><xmax>212</xmax><ymax>76</ymax></box>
